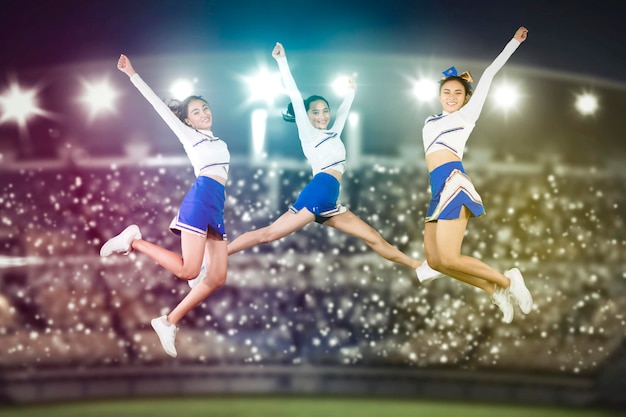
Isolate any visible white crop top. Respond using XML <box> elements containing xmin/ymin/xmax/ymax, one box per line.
<box><xmin>276</xmin><ymin>56</ymin><xmax>354</xmax><ymax>176</ymax></box>
<box><xmin>423</xmin><ymin>38</ymin><xmax>521</xmax><ymax>160</ymax></box>
<box><xmin>130</xmin><ymin>74</ymin><xmax>230</xmax><ymax>180</ymax></box>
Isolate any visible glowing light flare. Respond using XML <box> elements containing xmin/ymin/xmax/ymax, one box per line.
<box><xmin>243</xmin><ymin>67</ymin><xmax>283</xmax><ymax>105</ymax></box>
<box><xmin>251</xmin><ymin>109</ymin><xmax>267</xmax><ymax>158</ymax></box>
<box><xmin>348</xmin><ymin>112</ymin><xmax>359</xmax><ymax>127</ymax></box>
<box><xmin>332</xmin><ymin>74</ymin><xmax>356</xmax><ymax>97</ymax></box>
<box><xmin>0</xmin><ymin>82</ymin><xmax>47</xmax><ymax>128</ymax></box>
<box><xmin>79</xmin><ymin>78</ymin><xmax>118</xmax><ymax>121</ymax></box>
<box><xmin>413</xmin><ymin>79</ymin><xmax>439</xmax><ymax>102</ymax></box>
<box><xmin>492</xmin><ymin>82</ymin><xmax>522</xmax><ymax>110</ymax></box>
<box><xmin>170</xmin><ymin>78</ymin><xmax>195</xmax><ymax>101</ymax></box>
<box><xmin>575</xmin><ymin>92</ymin><xmax>599</xmax><ymax>116</ymax></box>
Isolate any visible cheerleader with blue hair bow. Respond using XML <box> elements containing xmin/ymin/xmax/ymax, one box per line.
<box><xmin>418</xmin><ymin>27</ymin><xmax>534</xmax><ymax>323</ymax></box>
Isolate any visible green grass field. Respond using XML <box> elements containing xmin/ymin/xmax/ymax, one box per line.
<box><xmin>0</xmin><ymin>397</ymin><xmax>622</xmax><ymax>417</ymax></box>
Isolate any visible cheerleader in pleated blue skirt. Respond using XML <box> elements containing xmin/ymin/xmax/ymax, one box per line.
<box><xmin>420</xmin><ymin>27</ymin><xmax>534</xmax><ymax>323</ymax></box>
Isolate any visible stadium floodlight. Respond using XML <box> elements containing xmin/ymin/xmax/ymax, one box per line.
<box><xmin>348</xmin><ymin>111</ymin><xmax>359</xmax><ymax>127</ymax></box>
<box><xmin>492</xmin><ymin>82</ymin><xmax>521</xmax><ymax>110</ymax></box>
<box><xmin>332</xmin><ymin>75</ymin><xmax>351</xmax><ymax>97</ymax></box>
<box><xmin>170</xmin><ymin>78</ymin><xmax>195</xmax><ymax>101</ymax></box>
<box><xmin>575</xmin><ymin>92</ymin><xmax>598</xmax><ymax>116</ymax></box>
<box><xmin>251</xmin><ymin>109</ymin><xmax>267</xmax><ymax>159</ymax></box>
<box><xmin>0</xmin><ymin>81</ymin><xmax>47</xmax><ymax>130</ymax></box>
<box><xmin>243</xmin><ymin>67</ymin><xmax>283</xmax><ymax>105</ymax></box>
<box><xmin>413</xmin><ymin>79</ymin><xmax>439</xmax><ymax>102</ymax></box>
<box><xmin>79</xmin><ymin>78</ymin><xmax>118</xmax><ymax>121</ymax></box>
<box><xmin>332</xmin><ymin>73</ymin><xmax>358</xmax><ymax>97</ymax></box>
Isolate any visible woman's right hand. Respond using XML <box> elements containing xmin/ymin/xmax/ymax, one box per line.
<box><xmin>117</xmin><ymin>54</ymin><xmax>137</xmax><ymax>77</ymax></box>
<box><xmin>272</xmin><ymin>42</ymin><xmax>285</xmax><ymax>60</ymax></box>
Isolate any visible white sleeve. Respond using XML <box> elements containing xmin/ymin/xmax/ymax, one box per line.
<box><xmin>275</xmin><ymin>56</ymin><xmax>312</xmax><ymax>135</ymax></box>
<box><xmin>129</xmin><ymin>73</ymin><xmax>190</xmax><ymax>140</ymax></box>
<box><xmin>460</xmin><ymin>38</ymin><xmax>521</xmax><ymax>123</ymax></box>
<box><xmin>330</xmin><ymin>88</ymin><xmax>355</xmax><ymax>134</ymax></box>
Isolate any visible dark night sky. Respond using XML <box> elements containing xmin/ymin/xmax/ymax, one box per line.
<box><xmin>1</xmin><ymin>0</ymin><xmax>624</xmax><ymax>81</ymax></box>
<box><xmin>1</xmin><ymin>0</ymin><xmax>625</xmax><ymax>161</ymax></box>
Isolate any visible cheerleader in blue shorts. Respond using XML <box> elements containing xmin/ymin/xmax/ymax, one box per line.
<box><xmin>228</xmin><ymin>42</ymin><xmax>440</xmax><ymax>282</ymax></box>
<box><xmin>100</xmin><ymin>54</ymin><xmax>230</xmax><ymax>357</ymax></box>
<box><xmin>420</xmin><ymin>27</ymin><xmax>534</xmax><ymax>323</ymax></box>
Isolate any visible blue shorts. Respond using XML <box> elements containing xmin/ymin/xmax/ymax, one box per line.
<box><xmin>426</xmin><ymin>161</ymin><xmax>485</xmax><ymax>222</ymax></box>
<box><xmin>290</xmin><ymin>172</ymin><xmax>346</xmax><ymax>223</ymax></box>
<box><xmin>170</xmin><ymin>176</ymin><xmax>227</xmax><ymax>239</ymax></box>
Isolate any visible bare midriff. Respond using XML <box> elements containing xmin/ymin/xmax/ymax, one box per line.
<box><xmin>323</xmin><ymin>168</ymin><xmax>343</xmax><ymax>182</ymax></box>
<box><xmin>426</xmin><ymin>149</ymin><xmax>461</xmax><ymax>173</ymax></box>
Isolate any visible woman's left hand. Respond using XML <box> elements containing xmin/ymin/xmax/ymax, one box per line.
<box><xmin>514</xmin><ymin>26</ymin><xmax>528</xmax><ymax>43</ymax></box>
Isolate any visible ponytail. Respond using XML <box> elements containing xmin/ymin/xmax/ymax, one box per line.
<box><xmin>282</xmin><ymin>102</ymin><xmax>296</xmax><ymax>123</ymax></box>
<box><xmin>282</xmin><ymin>95</ymin><xmax>329</xmax><ymax>123</ymax></box>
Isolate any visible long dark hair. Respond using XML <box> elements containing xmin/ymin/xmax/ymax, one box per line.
<box><xmin>168</xmin><ymin>96</ymin><xmax>210</xmax><ymax>123</ymax></box>
<box><xmin>282</xmin><ymin>95</ymin><xmax>330</xmax><ymax>123</ymax></box>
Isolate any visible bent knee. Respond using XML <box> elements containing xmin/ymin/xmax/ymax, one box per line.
<box><xmin>435</xmin><ymin>254</ymin><xmax>463</xmax><ymax>271</ymax></box>
<box><xmin>204</xmin><ymin>272</ymin><xmax>227</xmax><ymax>289</ymax></box>
<box><xmin>426</xmin><ymin>252</ymin><xmax>461</xmax><ymax>272</ymax></box>
<box><xmin>215</xmin><ymin>273</ymin><xmax>227</xmax><ymax>288</ymax></box>
<box><xmin>426</xmin><ymin>255</ymin><xmax>443</xmax><ymax>271</ymax></box>
<box><xmin>178</xmin><ymin>265</ymin><xmax>202</xmax><ymax>281</ymax></box>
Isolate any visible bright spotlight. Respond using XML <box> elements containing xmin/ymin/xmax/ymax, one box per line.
<box><xmin>251</xmin><ymin>108</ymin><xmax>267</xmax><ymax>159</ymax></box>
<box><xmin>348</xmin><ymin>112</ymin><xmax>359</xmax><ymax>126</ymax></box>
<box><xmin>413</xmin><ymin>79</ymin><xmax>439</xmax><ymax>102</ymax></box>
<box><xmin>170</xmin><ymin>78</ymin><xmax>195</xmax><ymax>101</ymax></box>
<box><xmin>243</xmin><ymin>67</ymin><xmax>283</xmax><ymax>105</ymax></box>
<box><xmin>0</xmin><ymin>82</ymin><xmax>46</xmax><ymax>129</ymax></box>
<box><xmin>492</xmin><ymin>82</ymin><xmax>521</xmax><ymax>110</ymax></box>
<box><xmin>79</xmin><ymin>78</ymin><xmax>118</xmax><ymax>121</ymax></box>
<box><xmin>332</xmin><ymin>76</ymin><xmax>351</xmax><ymax>97</ymax></box>
<box><xmin>575</xmin><ymin>92</ymin><xmax>598</xmax><ymax>116</ymax></box>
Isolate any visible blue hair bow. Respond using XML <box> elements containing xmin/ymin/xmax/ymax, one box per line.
<box><xmin>442</xmin><ymin>66</ymin><xmax>458</xmax><ymax>77</ymax></box>
<box><xmin>441</xmin><ymin>66</ymin><xmax>474</xmax><ymax>83</ymax></box>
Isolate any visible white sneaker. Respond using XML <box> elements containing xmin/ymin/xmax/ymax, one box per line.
<box><xmin>491</xmin><ymin>285</ymin><xmax>514</xmax><ymax>324</ymax></box>
<box><xmin>505</xmin><ymin>268</ymin><xmax>533</xmax><ymax>314</ymax></box>
<box><xmin>415</xmin><ymin>260</ymin><xmax>445</xmax><ymax>284</ymax></box>
<box><xmin>100</xmin><ymin>225</ymin><xmax>142</xmax><ymax>257</ymax></box>
<box><xmin>187</xmin><ymin>262</ymin><xmax>207</xmax><ymax>289</ymax></box>
<box><xmin>151</xmin><ymin>315</ymin><xmax>178</xmax><ymax>358</ymax></box>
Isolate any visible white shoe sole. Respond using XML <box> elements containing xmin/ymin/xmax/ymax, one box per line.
<box><xmin>100</xmin><ymin>225</ymin><xmax>141</xmax><ymax>257</ymax></box>
<box><xmin>151</xmin><ymin>317</ymin><xmax>178</xmax><ymax>358</ymax></box>
<box><xmin>507</xmin><ymin>268</ymin><xmax>533</xmax><ymax>314</ymax></box>
<box><xmin>415</xmin><ymin>262</ymin><xmax>445</xmax><ymax>284</ymax></box>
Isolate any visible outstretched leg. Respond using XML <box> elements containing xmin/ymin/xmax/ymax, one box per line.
<box><xmin>101</xmin><ymin>225</ymin><xmax>205</xmax><ymax>280</ymax></box>
<box><xmin>323</xmin><ymin>210</ymin><xmax>419</xmax><ymax>269</ymax></box>
<box><xmin>426</xmin><ymin>207</ymin><xmax>510</xmax><ymax>290</ymax></box>
<box><xmin>168</xmin><ymin>237</ymin><xmax>228</xmax><ymax>324</ymax></box>
<box><xmin>228</xmin><ymin>209</ymin><xmax>315</xmax><ymax>255</ymax></box>
<box><xmin>424</xmin><ymin>221</ymin><xmax>493</xmax><ymax>293</ymax></box>
<box><xmin>131</xmin><ymin>230</ymin><xmax>206</xmax><ymax>280</ymax></box>
<box><xmin>152</xmin><ymin>236</ymin><xmax>228</xmax><ymax>357</ymax></box>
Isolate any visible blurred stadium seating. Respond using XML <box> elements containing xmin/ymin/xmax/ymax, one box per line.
<box><xmin>0</xmin><ymin>155</ymin><xmax>624</xmax><ymax>406</ymax></box>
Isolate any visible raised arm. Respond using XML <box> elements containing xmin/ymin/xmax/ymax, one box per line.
<box><xmin>272</xmin><ymin>43</ymin><xmax>309</xmax><ymax>127</ymax></box>
<box><xmin>331</xmin><ymin>77</ymin><xmax>355</xmax><ymax>134</ymax></box>
<box><xmin>513</xmin><ymin>26</ymin><xmax>528</xmax><ymax>43</ymax></box>
<box><xmin>460</xmin><ymin>27</ymin><xmax>528</xmax><ymax>123</ymax></box>
<box><xmin>117</xmin><ymin>54</ymin><xmax>137</xmax><ymax>78</ymax></box>
<box><xmin>117</xmin><ymin>54</ymin><xmax>189</xmax><ymax>139</ymax></box>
